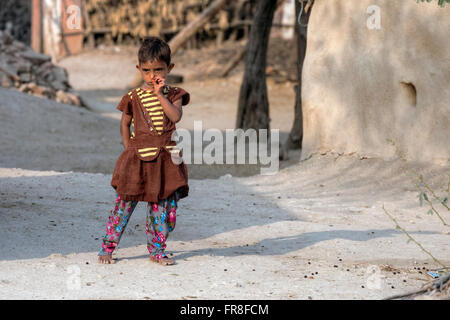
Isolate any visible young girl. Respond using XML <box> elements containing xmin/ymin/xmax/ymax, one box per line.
<box><xmin>98</xmin><ymin>36</ymin><xmax>190</xmax><ymax>266</ymax></box>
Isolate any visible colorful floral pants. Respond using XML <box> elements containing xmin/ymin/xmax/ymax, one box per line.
<box><xmin>98</xmin><ymin>192</ymin><xmax>178</xmax><ymax>261</ymax></box>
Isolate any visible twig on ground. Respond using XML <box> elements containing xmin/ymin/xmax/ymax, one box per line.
<box><xmin>385</xmin><ymin>273</ymin><xmax>450</xmax><ymax>300</ymax></box>
<box><xmin>381</xmin><ymin>204</ymin><xmax>447</xmax><ymax>270</ymax></box>
<box><xmin>386</xmin><ymin>138</ymin><xmax>449</xmax><ymax>227</ymax></box>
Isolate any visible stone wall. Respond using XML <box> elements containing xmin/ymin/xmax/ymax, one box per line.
<box><xmin>301</xmin><ymin>0</ymin><xmax>450</xmax><ymax>164</ymax></box>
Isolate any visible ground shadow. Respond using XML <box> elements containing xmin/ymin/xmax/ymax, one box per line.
<box><xmin>0</xmin><ymin>171</ymin><xmax>302</xmax><ymax>261</ymax></box>
<box><xmin>121</xmin><ymin>228</ymin><xmax>438</xmax><ymax>262</ymax></box>
<box><xmin>0</xmin><ymin>171</ymin><xmax>443</xmax><ymax>262</ymax></box>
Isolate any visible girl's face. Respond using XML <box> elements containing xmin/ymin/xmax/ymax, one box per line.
<box><xmin>136</xmin><ymin>59</ymin><xmax>174</xmax><ymax>88</ymax></box>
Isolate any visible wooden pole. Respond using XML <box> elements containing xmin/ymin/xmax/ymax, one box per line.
<box><xmin>220</xmin><ymin>43</ymin><xmax>247</xmax><ymax>77</ymax></box>
<box><xmin>281</xmin><ymin>0</ymin><xmax>314</xmax><ymax>160</ymax></box>
<box><xmin>31</xmin><ymin>0</ymin><xmax>43</xmax><ymax>53</ymax></box>
<box><xmin>168</xmin><ymin>0</ymin><xmax>229</xmax><ymax>54</ymax></box>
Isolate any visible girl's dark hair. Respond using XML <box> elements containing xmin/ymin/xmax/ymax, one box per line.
<box><xmin>138</xmin><ymin>36</ymin><xmax>171</xmax><ymax>66</ymax></box>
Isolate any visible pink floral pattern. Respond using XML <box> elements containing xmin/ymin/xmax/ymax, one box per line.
<box><xmin>98</xmin><ymin>191</ymin><xmax>179</xmax><ymax>261</ymax></box>
<box><xmin>145</xmin><ymin>192</ymin><xmax>179</xmax><ymax>260</ymax></box>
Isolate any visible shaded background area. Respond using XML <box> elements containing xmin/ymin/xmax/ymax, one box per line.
<box><xmin>0</xmin><ymin>0</ymin><xmax>31</xmax><ymax>45</ymax></box>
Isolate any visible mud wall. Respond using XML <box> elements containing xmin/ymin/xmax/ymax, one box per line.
<box><xmin>301</xmin><ymin>0</ymin><xmax>450</xmax><ymax>164</ymax></box>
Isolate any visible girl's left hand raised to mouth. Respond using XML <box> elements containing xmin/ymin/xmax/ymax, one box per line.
<box><xmin>152</xmin><ymin>76</ymin><xmax>167</xmax><ymax>95</ymax></box>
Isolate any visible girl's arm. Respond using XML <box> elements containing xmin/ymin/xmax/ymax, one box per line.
<box><xmin>120</xmin><ymin>112</ymin><xmax>132</xmax><ymax>149</ymax></box>
<box><xmin>153</xmin><ymin>76</ymin><xmax>183</xmax><ymax>123</ymax></box>
<box><xmin>156</xmin><ymin>93</ymin><xmax>183</xmax><ymax>123</ymax></box>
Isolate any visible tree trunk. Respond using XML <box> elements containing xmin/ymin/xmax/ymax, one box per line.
<box><xmin>235</xmin><ymin>0</ymin><xmax>278</xmax><ymax>137</ymax></box>
<box><xmin>281</xmin><ymin>0</ymin><xmax>314</xmax><ymax>159</ymax></box>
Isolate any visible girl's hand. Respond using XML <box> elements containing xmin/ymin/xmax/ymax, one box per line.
<box><xmin>152</xmin><ymin>76</ymin><xmax>166</xmax><ymax>95</ymax></box>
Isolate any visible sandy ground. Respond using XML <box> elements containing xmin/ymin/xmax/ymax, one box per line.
<box><xmin>0</xmin><ymin>45</ymin><xmax>449</xmax><ymax>300</ymax></box>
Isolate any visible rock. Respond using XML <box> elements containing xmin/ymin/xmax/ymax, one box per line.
<box><xmin>12</xmin><ymin>40</ymin><xmax>27</xmax><ymax>51</ymax></box>
<box><xmin>0</xmin><ymin>61</ymin><xmax>19</xmax><ymax>80</ymax></box>
<box><xmin>16</xmin><ymin>60</ymin><xmax>32</xmax><ymax>73</ymax></box>
<box><xmin>51</xmin><ymin>80</ymin><xmax>67</xmax><ymax>91</ymax></box>
<box><xmin>19</xmin><ymin>82</ymin><xmax>55</xmax><ymax>99</ymax></box>
<box><xmin>19</xmin><ymin>72</ymin><xmax>32</xmax><ymax>83</ymax></box>
<box><xmin>35</xmin><ymin>62</ymin><xmax>54</xmax><ymax>83</ymax></box>
<box><xmin>19</xmin><ymin>50</ymin><xmax>52</xmax><ymax>65</ymax></box>
<box><xmin>36</xmin><ymin>86</ymin><xmax>55</xmax><ymax>99</ymax></box>
<box><xmin>51</xmin><ymin>66</ymin><xmax>69</xmax><ymax>84</ymax></box>
<box><xmin>301</xmin><ymin>0</ymin><xmax>450</xmax><ymax>164</ymax></box>
<box><xmin>55</xmin><ymin>90</ymin><xmax>72</xmax><ymax>104</ymax></box>
<box><xmin>0</xmin><ymin>71</ymin><xmax>14</xmax><ymax>87</ymax></box>
<box><xmin>0</xmin><ymin>31</ymin><xmax>82</xmax><ymax>107</ymax></box>
<box><xmin>36</xmin><ymin>61</ymin><xmax>53</xmax><ymax>74</ymax></box>
<box><xmin>17</xmin><ymin>83</ymin><xmax>28</xmax><ymax>92</ymax></box>
<box><xmin>55</xmin><ymin>90</ymin><xmax>81</xmax><ymax>106</ymax></box>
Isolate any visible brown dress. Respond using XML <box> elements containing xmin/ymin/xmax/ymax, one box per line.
<box><xmin>110</xmin><ymin>85</ymin><xmax>190</xmax><ymax>203</ymax></box>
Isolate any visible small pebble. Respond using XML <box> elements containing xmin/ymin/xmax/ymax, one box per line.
<box><xmin>224</xmin><ymin>269</ymin><xmax>227</xmax><ymax>271</ymax></box>
<box><xmin>333</xmin><ymin>265</ymin><xmax>338</xmax><ymax>268</ymax></box>
<box><xmin>403</xmin><ymin>280</ymin><xmax>406</xmax><ymax>282</ymax></box>
<box><xmin>391</xmin><ymin>286</ymin><xmax>395</xmax><ymax>289</ymax></box>
<box><xmin>361</xmin><ymin>285</ymin><xmax>365</xmax><ymax>288</ymax></box>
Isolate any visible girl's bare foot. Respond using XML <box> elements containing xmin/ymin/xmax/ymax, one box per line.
<box><xmin>149</xmin><ymin>255</ymin><xmax>175</xmax><ymax>266</ymax></box>
<box><xmin>98</xmin><ymin>255</ymin><xmax>115</xmax><ymax>264</ymax></box>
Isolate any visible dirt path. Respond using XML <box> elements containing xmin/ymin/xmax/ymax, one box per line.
<box><xmin>0</xmin><ymin>46</ymin><xmax>448</xmax><ymax>299</ymax></box>
<box><xmin>1</xmin><ymin>154</ymin><xmax>448</xmax><ymax>299</ymax></box>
